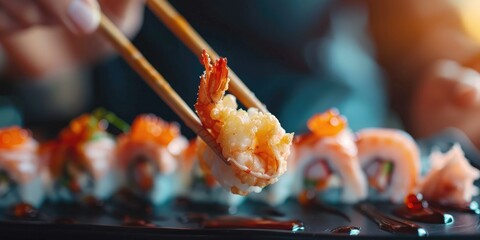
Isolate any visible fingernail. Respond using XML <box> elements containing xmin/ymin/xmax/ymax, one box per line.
<box><xmin>68</xmin><ymin>0</ymin><xmax>100</xmax><ymax>34</ymax></box>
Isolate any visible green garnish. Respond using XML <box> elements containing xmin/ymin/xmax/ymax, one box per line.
<box><xmin>92</xmin><ymin>108</ymin><xmax>130</xmax><ymax>133</ymax></box>
<box><xmin>89</xmin><ymin>132</ymin><xmax>106</xmax><ymax>141</ymax></box>
<box><xmin>382</xmin><ymin>161</ymin><xmax>394</xmax><ymax>176</ymax></box>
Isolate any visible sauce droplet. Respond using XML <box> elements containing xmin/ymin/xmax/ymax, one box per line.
<box><xmin>330</xmin><ymin>226</ymin><xmax>361</xmax><ymax>235</ymax></box>
<box><xmin>430</xmin><ymin>200</ymin><xmax>480</xmax><ymax>215</ymax></box>
<box><xmin>405</xmin><ymin>193</ymin><xmax>427</xmax><ymax>211</ymax></box>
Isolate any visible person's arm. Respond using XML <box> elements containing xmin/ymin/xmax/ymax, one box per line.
<box><xmin>367</xmin><ymin>0</ymin><xmax>480</xmax><ymax>146</ymax></box>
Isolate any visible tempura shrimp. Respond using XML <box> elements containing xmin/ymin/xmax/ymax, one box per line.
<box><xmin>194</xmin><ymin>50</ymin><xmax>293</xmax><ymax>195</ymax></box>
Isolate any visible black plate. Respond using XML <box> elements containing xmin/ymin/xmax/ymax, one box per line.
<box><xmin>1</xmin><ymin>194</ymin><xmax>479</xmax><ymax>240</ymax></box>
<box><xmin>1</xmin><ymin>128</ymin><xmax>479</xmax><ymax>239</ymax></box>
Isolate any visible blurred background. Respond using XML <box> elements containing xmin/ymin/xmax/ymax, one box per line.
<box><xmin>1</xmin><ymin>0</ymin><xmax>480</xmax><ymax>145</ymax></box>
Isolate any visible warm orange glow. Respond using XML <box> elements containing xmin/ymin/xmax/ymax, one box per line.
<box><xmin>129</xmin><ymin>114</ymin><xmax>179</xmax><ymax>146</ymax></box>
<box><xmin>307</xmin><ymin>109</ymin><xmax>347</xmax><ymax>137</ymax></box>
<box><xmin>457</xmin><ymin>0</ymin><xmax>480</xmax><ymax>43</ymax></box>
<box><xmin>0</xmin><ymin>126</ymin><xmax>30</xmax><ymax>150</ymax></box>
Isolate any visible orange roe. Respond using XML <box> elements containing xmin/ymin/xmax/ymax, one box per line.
<box><xmin>0</xmin><ymin>126</ymin><xmax>30</xmax><ymax>150</ymax></box>
<box><xmin>307</xmin><ymin>109</ymin><xmax>347</xmax><ymax>137</ymax></box>
<box><xmin>59</xmin><ymin>114</ymin><xmax>106</xmax><ymax>146</ymax></box>
<box><xmin>405</xmin><ymin>193</ymin><xmax>427</xmax><ymax>211</ymax></box>
<box><xmin>128</xmin><ymin>114</ymin><xmax>179</xmax><ymax>146</ymax></box>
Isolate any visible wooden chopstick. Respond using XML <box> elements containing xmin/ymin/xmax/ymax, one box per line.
<box><xmin>146</xmin><ymin>0</ymin><xmax>269</xmax><ymax>113</ymax></box>
<box><xmin>98</xmin><ymin>14</ymin><xmax>229</xmax><ymax>165</ymax></box>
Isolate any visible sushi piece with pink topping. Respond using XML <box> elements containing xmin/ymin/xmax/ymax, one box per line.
<box><xmin>116</xmin><ymin>114</ymin><xmax>188</xmax><ymax>204</ymax></box>
<box><xmin>293</xmin><ymin>109</ymin><xmax>368</xmax><ymax>204</ymax></box>
<box><xmin>0</xmin><ymin>126</ymin><xmax>46</xmax><ymax>207</ymax></box>
<box><xmin>420</xmin><ymin>144</ymin><xmax>479</xmax><ymax>205</ymax></box>
<box><xmin>46</xmin><ymin>115</ymin><xmax>117</xmax><ymax>202</ymax></box>
<box><xmin>356</xmin><ymin>128</ymin><xmax>420</xmax><ymax>203</ymax></box>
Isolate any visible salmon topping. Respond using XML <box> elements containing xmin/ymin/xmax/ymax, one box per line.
<box><xmin>0</xmin><ymin>127</ymin><xmax>30</xmax><ymax>150</ymax></box>
<box><xmin>307</xmin><ymin>109</ymin><xmax>346</xmax><ymax>137</ymax></box>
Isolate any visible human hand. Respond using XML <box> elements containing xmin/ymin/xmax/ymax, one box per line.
<box><xmin>0</xmin><ymin>0</ymin><xmax>145</xmax><ymax>78</ymax></box>
<box><xmin>410</xmin><ymin>60</ymin><xmax>480</xmax><ymax>148</ymax></box>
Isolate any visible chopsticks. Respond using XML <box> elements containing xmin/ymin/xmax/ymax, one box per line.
<box><xmin>146</xmin><ymin>0</ymin><xmax>269</xmax><ymax>113</ymax></box>
<box><xmin>98</xmin><ymin>14</ymin><xmax>229</xmax><ymax>165</ymax></box>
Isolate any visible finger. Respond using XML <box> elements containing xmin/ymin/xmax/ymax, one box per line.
<box><xmin>429</xmin><ymin>60</ymin><xmax>480</xmax><ymax>107</ymax></box>
<box><xmin>431</xmin><ymin>59</ymin><xmax>462</xmax><ymax>81</ymax></box>
<box><xmin>100</xmin><ymin>0</ymin><xmax>145</xmax><ymax>37</ymax></box>
<box><xmin>100</xmin><ymin>0</ymin><xmax>144</xmax><ymax>20</ymax></box>
<box><xmin>38</xmin><ymin>0</ymin><xmax>100</xmax><ymax>34</ymax></box>
<box><xmin>0</xmin><ymin>0</ymin><xmax>45</xmax><ymax>29</ymax></box>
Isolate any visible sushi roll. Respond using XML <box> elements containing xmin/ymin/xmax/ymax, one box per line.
<box><xmin>248</xmin><ymin>145</ymin><xmax>297</xmax><ymax>206</ymax></box>
<box><xmin>178</xmin><ymin>139</ymin><xmax>245</xmax><ymax>207</ymax></box>
<box><xmin>356</xmin><ymin>128</ymin><xmax>420</xmax><ymax>203</ymax></box>
<box><xmin>420</xmin><ymin>144</ymin><xmax>479</xmax><ymax>205</ymax></box>
<box><xmin>0</xmin><ymin>126</ymin><xmax>46</xmax><ymax>207</ymax></box>
<box><xmin>293</xmin><ymin>110</ymin><xmax>368</xmax><ymax>204</ymax></box>
<box><xmin>116</xmin><ymin>114</ymin><xmax>188</xmax><ymax>204</ymax></box>
<box><xmin>47</xmin><ymin>115</ymin><xmax>117</xmax><ymax>202</ymax></box>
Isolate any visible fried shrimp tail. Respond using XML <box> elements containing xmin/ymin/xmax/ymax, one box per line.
<box><xmin>194</xmin><ymin>50</ymin><xmax>293</xmax><ymax>195</ymax></box>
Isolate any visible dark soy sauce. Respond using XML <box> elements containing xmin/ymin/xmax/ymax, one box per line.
<box><xmin>203</xmin><ymin>216</ymin><xmax>304</xmax><ymax>232</ymax></box>
<box><xmin>394</xmin><ymin>194</ymin><xmax>454</xmax><ymax>224</ymax></box>
<box><xmin>430</xmin><ymin>200</ymin><xmax>480</xmax><ymax>215</ymax></box>
<box><xmin>394</xmin><ymin>206</ymin><xmax>453</xmax><ymax>224</ymax></box>
<box><xmin>9</xmin><ymin>203</ymin><xmax>39</xmax><ymax>219</ymax></box>
<box><xmin>356</xmin><ymin>203</ymin><xmax>428</xmax><ymax>236</ymax></box>
<box><xmin>330</xmin><ymin>226</ymin><xmax>361</xmax><ymax>235</ymax></box>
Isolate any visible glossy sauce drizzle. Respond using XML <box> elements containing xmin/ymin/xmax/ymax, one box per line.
<box><xmin>203</xmin><ymin>216</ymin><xmax>304</xmax><ymax>232</ymax></box>
<box><xmin>394</xmin><ymin>194</ymin><xmax>454</xmax><ymax>224</ymax></box>
<box><xmin>330</xmin><ymin>226</ymin><xmax>361</xmax><ymax>235</ymax></box>
<box><xmin>430</xmin><ymin>200</ymin><xmax>480</xmax><ymax>215</ymax></box>
<box><xmin>356</xmin><ymin>203</ymin><xmax>428</xmax><ymax>236</ymax></box>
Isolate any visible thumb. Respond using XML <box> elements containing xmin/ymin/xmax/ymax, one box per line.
<box><xmin>40</xmin><ymin>0</ymin><xmax>100</xmax><ymax>34</ymax></box>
